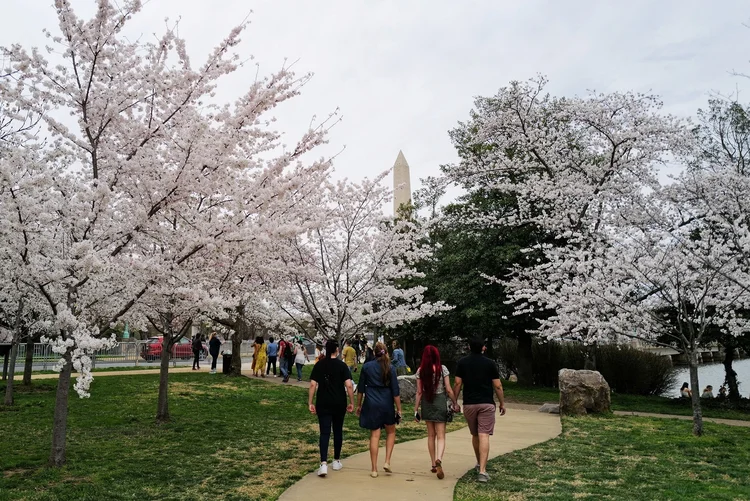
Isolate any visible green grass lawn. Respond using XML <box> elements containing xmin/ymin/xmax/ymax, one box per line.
<box><xmin>501</xmin><ymin>381</ymin><xmax>750</xmax><ymax>421</ymax></box>
<box><xmin>0</xmin><ymin>372</ymin><xmax>462</xmax><ymax>501</ymax></box>
<box><xmin>455</xmin><ymin>414</ymin><xmax>750</xmax><ymax>500</ymax></box>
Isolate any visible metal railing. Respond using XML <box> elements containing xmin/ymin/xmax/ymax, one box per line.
<box><xmin>15</xmin><ymin>340</ymin><xmax>255</xmax><ymax>371</ymax></box>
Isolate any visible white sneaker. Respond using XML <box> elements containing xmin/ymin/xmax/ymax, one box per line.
<box><xmin>317</xmin><ymin>463</ymin><xmax>328</xmax><ymax>477</ymax></box>
<box><xmin>210</xmin><ymin>370</ymin><xmax>216</xmax><ymax>374</ymax></box>
<box><xmin>332</xmin><ymin>460</ymin><xmax>343</xmax><ymax>471</ymax></box>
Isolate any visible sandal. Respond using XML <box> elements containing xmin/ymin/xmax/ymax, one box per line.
<box><xmin>435</xmin><ymin>459</ymin><xmax>444</xmax><ymax>480</ymax></box>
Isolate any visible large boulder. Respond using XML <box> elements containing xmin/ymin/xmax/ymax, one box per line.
<box><xmin>397</xmin><ymin>375</ymin><xmax>417</xmax><ymax>403</ymax></box>
<box><xmin>558</xmin><ymin>369</ymin><xmax>611</xmax><ymax>416</ymax></box>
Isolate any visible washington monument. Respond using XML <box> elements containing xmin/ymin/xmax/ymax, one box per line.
<box><xmin>392</xmin><ymin>150</ymin><xmax>412</xmax><ymax>216</ymax></box>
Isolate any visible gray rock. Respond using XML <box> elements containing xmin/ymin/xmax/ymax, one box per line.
<box><xmin>538</xmin><ymin>403</ymin><xmax>560</xmax><ymax>414</ymax></box>
<box><xmin>558</xmin><ymin>369</ymin><xmax>611</xmax><ymax>416</ymax></box>
<box><xmin>397</xmin><ymin>375</ymin><xmax>417</xmax><ymax>403</ymax></box>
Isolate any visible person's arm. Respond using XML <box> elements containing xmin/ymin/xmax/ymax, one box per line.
<box><xmin>356</xmin><ymin>367</ymin><xmax>367</xmax><ymax>416</ymax></box>
<box><xmin>444</xmin><ymin>375</ymin><xmax>459</xmax><ymax>409</ymax></box>
<box><xmin>345</xmin><ymin>379</ymin><xmax>355</xmax><ymax>413</ymax></box>
<box><xmin>308</xmin><ymin>380</ymin><xmax>318</xmax><ymax>414</ymax></box>
<box><xmin>414</xmin><ymin>377</ymin><xmax>422</xmax><ymax>420</ymax></box>
<box><xmin>453</xmin><ymin>376</ymin><xmax>463</xmax><ymax>404</ymax></box>
<box><xmin>493</xmin><ymin>378</ymin><xmax>505</xmax><ymax>415</ymax></box>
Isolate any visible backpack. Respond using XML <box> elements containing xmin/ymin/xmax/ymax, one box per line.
<box><xmin>285</xmin><ymin>342</ymin><xmax>296</xmax><ymax>361</ymax></box>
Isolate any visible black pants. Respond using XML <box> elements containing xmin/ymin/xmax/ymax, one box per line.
<box><xmin>266</xmin><ymin>356</ymin><xmax>277</xmax><ymax>375</ymax></box>
<box><xmin>192</xmin><ymin>351</ymin><xmax>200</xmax><ymax>369</ymax></box>
<box><xmin>210</xmin><ymin>352</ymin><xmax>219</xmax><ymax>370</ymax></box>
<box><xmin>318</xmin><ymin>411</ymin><xmax>345</xmax><ymax>463</ymax></box>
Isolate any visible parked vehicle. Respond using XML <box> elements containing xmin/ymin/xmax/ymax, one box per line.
<box><xmin>140</xmin><ymin>336</ymin><xmax>208</xmax><ymax>361</ymax></box>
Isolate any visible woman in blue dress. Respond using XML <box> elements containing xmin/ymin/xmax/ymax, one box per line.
<box><xmin>356</xmin><ymin>341</ymin><xmax>403</xmax><ymax>478</ymax></box>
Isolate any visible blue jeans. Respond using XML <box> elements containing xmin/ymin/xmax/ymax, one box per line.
<box><xmin>296</xmin><ymin>362</ymin><xmax>304</xmax><ymax>380</ymax></box>
<box><xmin>280</xmin><ymin>358</ymin><xmax>289</xmax><ymax>378</ymax></box>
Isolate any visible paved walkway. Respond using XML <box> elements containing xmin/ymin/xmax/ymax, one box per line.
<box><xmin>241</xmin><ymin>369</ymin><xmax>562</xmax><ymax>501</ymax></box>
<box><xmin>21</xmin><ymin>367</ymin><xmax>205</xmax><ymax>380</ymax></box>
<box><xmin>279</xmin><ymin>406</ymin><xmax>561</xmax><ymax>501</ymax></box>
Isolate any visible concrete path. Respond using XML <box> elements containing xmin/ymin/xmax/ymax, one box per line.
<box><xmin>22</xmin><ymin>367</ymin><xmax>210</xmax><ymax>380</ymax></box>
<box><xmin>277</xmin><ymin>407</ymin><xmax>561</xmax><ymax>501</ymax></box>
<box><xmin>245</xmin><ymin>371</ymin><xmax>562</xmax><ymax>501</ymax></box>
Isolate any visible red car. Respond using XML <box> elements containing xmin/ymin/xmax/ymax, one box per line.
<box><xmin>140</xmin><ymin>336</ymin><xmax>208</xmax><ymax>361</ymax></box>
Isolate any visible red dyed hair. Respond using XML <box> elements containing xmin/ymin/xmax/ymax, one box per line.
<box><xmin>418</xmin><ymin>345</ymin><xmax>442</xmax><ymax>403</ymax></box>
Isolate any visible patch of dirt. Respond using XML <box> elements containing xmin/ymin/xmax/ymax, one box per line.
<box><xmin>3</xmin><ymin>468</ymin><xmax>32</xmax><ymax>478</ymax></box>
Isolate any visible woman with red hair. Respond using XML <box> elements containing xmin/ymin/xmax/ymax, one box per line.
<box><xmin>414</xmin><ymin>345</ymin><xmax>459</xmax><ymax>480</ymax></box>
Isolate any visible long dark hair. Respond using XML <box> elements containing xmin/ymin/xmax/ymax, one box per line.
<box><xmin>374</xmin><ymin>341</ymin><xmax>392</xmax><ymax>386</ymax></box>
<box><xmin>418</xmin><ymin>345</ymin><xmax>442</xmax><ymax>403</ymax></box>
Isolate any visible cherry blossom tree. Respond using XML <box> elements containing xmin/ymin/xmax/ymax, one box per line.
<box><xmin>207</xmin><ymin>159</ymin><xmax>332</xmax><ymax>376</ymax></box>
<box><xmin>263</xmin><ymin>173</ymin><xmax>450</xmax><ymax>349</ymax></box>
<box><xmin>675</xmin><ymin>99</ymin><xmax>750</xmax><ymax>401</ymax></box>
<box><xmin>0</xmin><ymin>108</ymin><xmax>55</xmax><ymax>405</ymax></box>
<box><xmin>509</xmin><ymin>196</ymin><xmax>749</xmax><ymax>435</ymax></box>
<box><xmin>446</xmin><ymin>77</ymin><xmax>750</xmax><ymax>435</ymax></box>
<box><xmin>1</xmin><ymin>0</ymin><xmax>332</xmax><ymax>464</ymax></box>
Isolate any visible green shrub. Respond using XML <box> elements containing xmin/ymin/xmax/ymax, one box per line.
<box><xmin>495</xmin><ymin>338</ymin><xmax>678</xmax><ymax>396</ymax></box>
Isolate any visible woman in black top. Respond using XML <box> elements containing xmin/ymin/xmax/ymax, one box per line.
<box><xmin>208</xmin><ymin>333</ymin><xmax>221</xmax><ymax>374</ymax></box>
<box><xmin>309</xmin><ymin>340</ymin><xmax>356</xmax><ymax>477</ymax></box>
<box><xmin>191</xmin><ymin>334</ymin><xmax>202</xmax><ymax>370</ymax></box>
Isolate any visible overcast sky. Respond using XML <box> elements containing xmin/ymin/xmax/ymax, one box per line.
<box><xmin>2</xmin><ymin>1</ymin><xmax>749</xmax><ymax>210</ymax></box>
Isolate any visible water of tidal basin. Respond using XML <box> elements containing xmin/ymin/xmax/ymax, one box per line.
<box><xmin>667</xmin><ymin>358</ymin><xmax>750</xmax><ymax>398</ymax></box>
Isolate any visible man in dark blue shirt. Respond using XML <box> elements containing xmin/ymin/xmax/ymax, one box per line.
<box><xmin>266</xmin><ymin>337</ymin><xmax>279</xmax><ymax>377</ymax></box>
<box><xmin>453</xmin><ymin>338</ymin><xmax>505</xmax><ymax>483</ymax></box>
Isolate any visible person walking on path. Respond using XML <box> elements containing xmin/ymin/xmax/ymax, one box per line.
<box><xmin>282</xmin><ymin>336</ymin><xmax>296</xmax><ymax>383</ymax></box>
<box><xmin>309</xmin><ymin>340</ymin><xmax>356</xmax><ymax>477</ymax></box>
<box><xmin>253</xmin><ymin>337</ymin><xmax>267</xmax><ymax>378</ymax></box>
<box><xmin>343</xmin><ymin>339</ymin><xmax>358</xmax><ymax>373</ymax></box>
<box><xmin>391</xmin><ymin>340</ymin><xmax>407</xmax><ymax>376</ymax></box>
<box><xmin>413</xmin><ymin>345</ymin><xmax>459</xmax><ymax>480</ymax></box>
<box><xmin>453</xmin><ymin>338</ymin><xmax>505</xmax><ymax>484</ymax></box>
<box><xmin>295</xmin><ymin>339</ymin><xmax>309</xmax><ymax>381</ymax></box>
<box><xmin>208</xmin><ymin>333</ymin><xmax>222</xmax><ymax>374</ymax></box>
<box><xmin>279</xmin><ymin>337</ymin><xmax>292</xmax><ymax>382</ymax></box>
<box><xmin>356</xmin><ymin>341</ymin><xmax>402</xmax><ymax>478</ymax></box>
<box><xmin>266</xmin><ymin>337</ymin><xmax>279</xmax><ymax>377</ymax></box>
<box><xmin>191</xmin><ymin>334</ymin><xmax>203</xmax><ymax>370</ymax></box>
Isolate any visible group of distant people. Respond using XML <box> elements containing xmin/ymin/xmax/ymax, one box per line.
<box><xmin>680</xmin><ymin>382</ymin><xmax>729</xmax><ymax>399</ymax></box>
<box><xmin>252</xmin><ymin>336</ymin><xmax>309</xmax><ymax>382</ymax></box>
<box><xmin>190</xmin><ymin>333</ymin><xmax>222</xmax><ymax>374</ymax></box>
<box><xmin>308</xmin><ymin>337</ymin><xmax>505</xmax><ymax>483</ymax></box>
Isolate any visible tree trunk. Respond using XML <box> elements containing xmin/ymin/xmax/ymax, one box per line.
<box><xmin>156</xmin><ymin>343</ymin><xmax>172</xmax><ymax>423</ymax></box>
<box><xmin>5</xmin><ymin>299</ymin><xmax>25</xmax><ymax>405</ymax></box>
<box><xmin>49</xmin><ymin>355</ymin><xmax>73</xmax><ymax>467</ymax></box>
<box><xmin>3</xmin><ymin>341</ymin><xmax>19</xmax><ymax>405</ymax></box>
<box><xmin>688</xmin><ymin>350</ymin><xmax>703</xmax><ymax>437</ymax></box>
<box><xmin>516</xmin><ymin>332</ymin><xmax>533</xmax><ymax>386</ymax></box>
<box><xmin>22</xmin><ymin>332</ymin><xmax>35</xmax><ymax>386</ymax></box>
<box><xmin>722</xmin><ymin>340</ymin><xmax>741</xmax><ymax>402</ymax></box>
